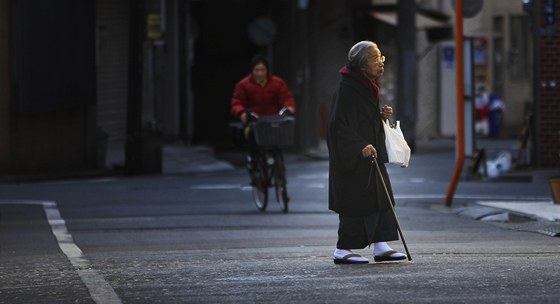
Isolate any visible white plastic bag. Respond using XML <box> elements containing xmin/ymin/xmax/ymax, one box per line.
<box><xmin>383</xmin><ymin>120</ymin><xmax>411</xmax><ymax>167</ymax></box>
<box><xmin>486</xmin><ymin>151</ymin><xmax>512</xmax><ymax>178</ymax></box>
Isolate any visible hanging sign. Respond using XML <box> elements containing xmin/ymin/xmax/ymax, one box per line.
<box><xmin>147</xmin><ymin>14</ymin><xmax>162</xmax><ymax>40</ymax></box>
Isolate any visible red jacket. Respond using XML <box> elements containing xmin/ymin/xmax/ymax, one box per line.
<box><xmin>231</xmin><ymin>73</ymin><xmax>296</xmax><ymax>118</ymax></box>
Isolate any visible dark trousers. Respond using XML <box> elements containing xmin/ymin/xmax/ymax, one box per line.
<box><xmin>336</xmin><ymin>210</ymin><xmax>399</xmax><ymax>249</ymax></box>
<box><xmin>243</xmin><ymin>127</ymin><xmax>259</xmax><ymax>171</ymax></box>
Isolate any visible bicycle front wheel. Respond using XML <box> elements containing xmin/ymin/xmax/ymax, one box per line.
<box><xmin>252</xmin><ymin>158</ymin><xmax>268</xmax><ymax>211</ymax></box>
<box><xmin>274</xmin><ymin>152</ymin><xmax>289</xmax><ymax>213</ymax></box>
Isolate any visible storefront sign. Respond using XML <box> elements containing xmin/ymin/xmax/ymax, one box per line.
<box><xmin>147</xmin><ymin>14</ymin><xmax>161</xmax><ymax>40</ymax></box>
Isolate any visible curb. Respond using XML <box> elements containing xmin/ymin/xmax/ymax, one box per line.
<box><xmin>455</xmin><ymin>204</ymin><xmax>560</xmax><ymax>237</ymax></box>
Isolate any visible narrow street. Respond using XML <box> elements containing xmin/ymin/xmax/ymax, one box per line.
<box><xmin>1</xmin><ymin>140</ymin><xmax>559</xmax><ymax>303</ymax></box>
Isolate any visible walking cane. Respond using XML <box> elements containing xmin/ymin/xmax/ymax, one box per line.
<box><xmin>371</xmin><ymin>157</ymin><xmax>412</xmax><ymax>261</ymax></box>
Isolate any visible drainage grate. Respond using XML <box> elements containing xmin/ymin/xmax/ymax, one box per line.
<box><xmin>513</xmin><ymin>221</ymin><xmax>560</xmax><ymax>237</ymax></box>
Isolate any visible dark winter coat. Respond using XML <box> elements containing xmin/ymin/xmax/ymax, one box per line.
<box><xmin>327</xmin><ymin>66</ymin><xmax>394</xmax><ymax>216</ymax></box>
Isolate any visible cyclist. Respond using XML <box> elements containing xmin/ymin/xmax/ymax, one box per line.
<box><xmin>230</xmin><ymin>54</ymin><xmax>296</xmax><ymax>184</ymax></box>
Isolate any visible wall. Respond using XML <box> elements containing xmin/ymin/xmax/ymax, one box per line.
<box><xmin>416</xmin><ymin>23</ymin><xmax>440</xmax><ymax>139</ymax></box>
<box><xmin>462</xmin><ymin>0</ymin><xmax>532</xmax><ymax>135</ymax></box>
<box><xmin>433</xmin><ymin>0</ymin><xmax>531</xmax><ymax>137</ymax></box>
<box><xmin>309</xmin><ymin>0</ymin><xmax>354</xmax><ymax>140</ymax></box>
<box><xmin>96</xmin><ymin>0</ymin><xmax>130</xmax><ymax>167</ymax></box>
<box><xmin>538</xmin><ymin>0</ymin><xmax>560</xmax><ymax>167</ymax></box>
<box><xmin>0</xmin><ymin>0</ymin><xmax>10</xmax><ymax>171</ymax></box>
<box><xmin>1</xmin><ymin>0</ymin><xmax>98</xmax><ymax>178</ymax></box>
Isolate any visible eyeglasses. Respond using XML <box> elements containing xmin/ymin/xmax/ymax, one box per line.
<box><xmin>373</xmin><ymin>55</ymin><xmax>386</xmax><ymax>64</ymax></box>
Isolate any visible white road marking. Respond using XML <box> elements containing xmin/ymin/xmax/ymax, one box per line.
<box><xmin>296</xmin><ymin>173</ymin><xmax>329</xmax><ymax>179</ymax></box>
<box><xmin>306</xmin><ymin>183</ymin><xmax>326</xmax><ymax>188</ymax></box>
<box><xmin>190</xmin><ymin>184</ymin><xmax>551</xmax><ymax>202</ymax></box>
<box><xmin>190</xmin><ymin>184</ymin><xmax>244</xmax><ymax>190</ymax></box>
<box><xmin>394</xmin><ymin>194</ymin><xmax>551</xmax><ymax>201</ymax></box>
<box><xmin>0</xmin><ymin>201</ymin><xmax>122</xmax><ymax>304</ymax></box>
<box><xmin>37</xmin><ymin>178</ymin><xmax>118</xmax><ymax>185</ymax></box>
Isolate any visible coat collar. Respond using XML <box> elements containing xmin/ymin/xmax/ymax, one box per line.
<box><xmin>249</xmin><ymin>72</ymin><xmax>273</xmax><ymax>86</ymax></box>
<box><xmin>339</xmin><ymin>66</ymin><xmax>380</xmax><ymax>96</ymax></box>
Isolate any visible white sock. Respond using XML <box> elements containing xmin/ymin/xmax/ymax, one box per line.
<box><xmin>373</xmin><ymin>242</ymin><xmax>406</xmax><ymax>257</ymax></box>
<box><xmin>334</xmin><ymin>249</ymin><xmax>369</xmax><ymax>262</ymax></box>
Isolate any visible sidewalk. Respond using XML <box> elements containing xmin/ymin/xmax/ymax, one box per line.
<box><xmin>162</xmin><ymin>144</ymin><xmax>236</xmax><ymax>174</ymax></box>
<box><xmin>417</xmin><ymin>138</ymin><xmax>560</xmax><ymax>226</ymax></box>
<box><xmin>174</xmin><ymin>138</ymin><xmax>560</xmax><ymax>229</ymax></box>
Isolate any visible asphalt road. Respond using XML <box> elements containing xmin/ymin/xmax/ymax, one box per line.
<box><xmin>1</xmin><ymin>143</ymin><xmax>559</xmax><ymax>303</ymax></box>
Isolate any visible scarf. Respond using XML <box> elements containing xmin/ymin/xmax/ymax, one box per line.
<box><xmin>339</xmin><ymin>66</ymin><xmax>380</xmax><ymax>96</ymax></box>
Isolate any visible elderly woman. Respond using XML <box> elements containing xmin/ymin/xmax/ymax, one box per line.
<box><xmin>327</xmin><ymin>41</ymin><xmax>406</xmax><ymax>264</ymax></box>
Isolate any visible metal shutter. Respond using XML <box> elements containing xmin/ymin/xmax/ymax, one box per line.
<box><xmin>96</xmin><ymin>0</ymin><xmax>129</xmax><ymax>165</ymax></box>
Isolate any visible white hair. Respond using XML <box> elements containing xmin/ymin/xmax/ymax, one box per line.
<box><xmin>347</xmin><ymin>41</ymin><xmax>377</xmax><ymax>71</ymax></box>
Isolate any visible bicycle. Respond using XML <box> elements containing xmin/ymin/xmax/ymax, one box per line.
<box><xmin>246</xmin><ymin>113</ymin><xmax>295</xmax><ymax>213</ymax></box>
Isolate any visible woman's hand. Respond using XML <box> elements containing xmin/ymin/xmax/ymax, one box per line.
<box><xmin>361</xmin><ymin>144</ymin><xmax>377</xmax><ymax>158</ymax></box>
<box><xmin>381</xmin><ymin>105</ymin><xmax>393</xmax><ymax>120</ymax></box>
<box><xmin>240</xmin><ymin>111</ymin><xmax>259</xmax><ymax>126</ymax></box>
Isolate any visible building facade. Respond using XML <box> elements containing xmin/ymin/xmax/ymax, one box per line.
<box><xmin>0</xmin><ymin>0</ymin><xmax>557</xmax><ymax>180</ymax></box>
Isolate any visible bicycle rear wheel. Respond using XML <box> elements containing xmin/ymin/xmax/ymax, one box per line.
<box><xmin>274</xmin><ymin>152</ymin><xmax>289</xmax><ymax>213</ymax></box>
<box><xmin>252</xmin><ymin>157</ymin><xmax>268</xmax><ymax>211</ymax></box>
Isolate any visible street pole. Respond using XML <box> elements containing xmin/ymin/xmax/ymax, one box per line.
<box><xmin>397</xmin><ymin>0</ymin><xmax>417</xmax><ymax>152</ymax></box>
<box><xmin>445</xmin><ymin>0</ymin><xmax>465</xmax><ymax>207</ymax></box>
<box><xmin>531</xmin><ymin>0</ymin><xmax>541</xmax><ymax>168</ymax></box>
<box><xmin>126</xmin><ymin>0</ymin><xmax>144</xmax><ymax>174</ymax></box>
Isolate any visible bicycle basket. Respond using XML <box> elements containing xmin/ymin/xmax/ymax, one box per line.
<box><xmin>250</xmin><ymin>115</ymin><xmax>295</xmax><ymax>146</ymax></box>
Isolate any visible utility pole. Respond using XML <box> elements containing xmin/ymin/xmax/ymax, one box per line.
<box><xmin>396</xmin><ymin>0</ymin><xmax>417</xmax><ymax>152</ymax></box>
<box><xmin>445</xmin><ymin>0</ymin><xmax>465</xmax><ymax>207</ymax></box>
<box><xmin>126</xmin><ymin>0</ymin><xmax>163</xmax><ymax>175</ymax></box>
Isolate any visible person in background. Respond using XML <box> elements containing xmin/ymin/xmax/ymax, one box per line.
<box><xmin>230</xmin><ymin>54</ymin><xmax>296</xmax><ymax>182</ymax></box>
<box><xmin>231</xmin><ymin>54</ymin><xmax>295</xmax><ymax>126</ymax></box>
<box><xmin>475</xmin><ymin>86</ymin><xmax>490</xmax><ymax>136</ymax></box>
<box><xmin>475</xmin><ymin>86</ymin><xmax>505</xmax><ymax>138</ymax></box>
<box><xmin>327</xmin><ymin>40</ymin><xmax>406</xmax><ymax>264</ymax></box>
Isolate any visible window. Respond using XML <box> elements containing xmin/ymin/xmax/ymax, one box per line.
<box><xmin>493</xmin><ymin>16</ymin><xmax>504</xmax><ymax>96</ymax></box>
<box><xmin>509</xmin><ymin>15</ymin><xmax>531</xmax><ymax>80</ymax></box>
